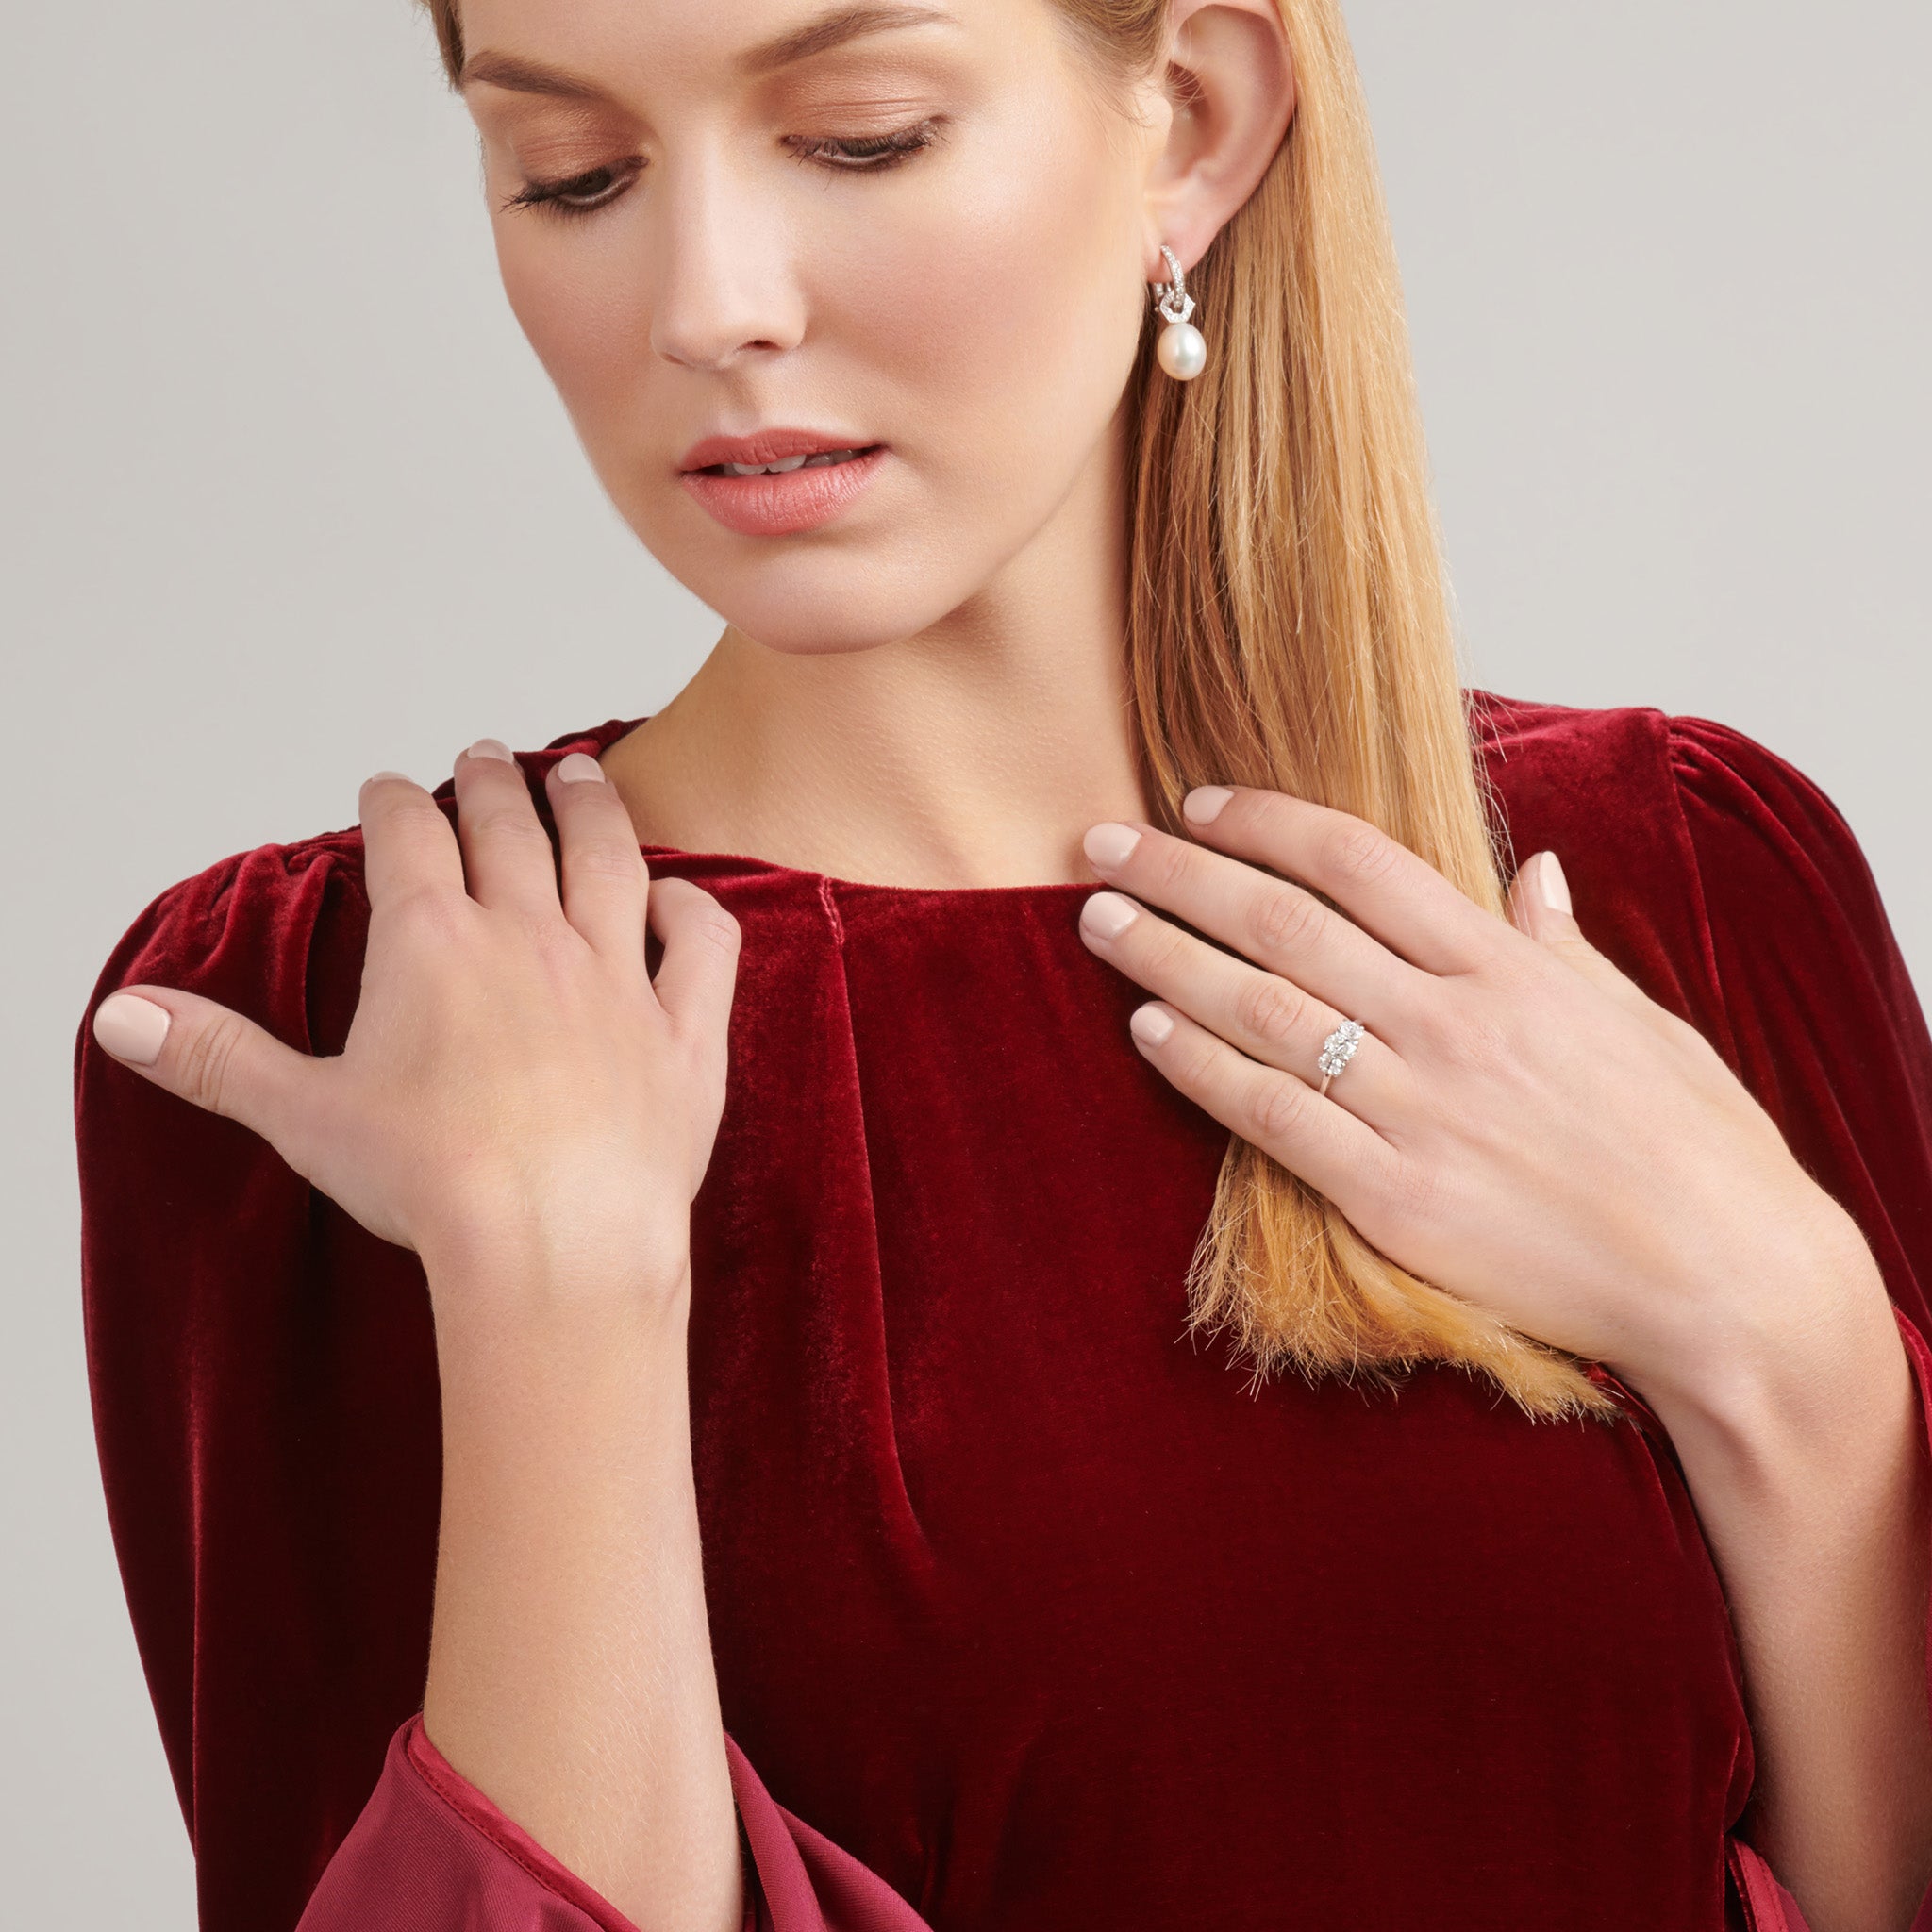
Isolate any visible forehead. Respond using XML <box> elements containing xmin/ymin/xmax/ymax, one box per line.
<box><xmin>455</xmin><ymin>0</ymin><xmax>988</xmax><ymax>98</ymax></box>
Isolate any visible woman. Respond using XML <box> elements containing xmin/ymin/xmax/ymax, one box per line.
<box><xmin>73</xmin><ymin>1</ymin><xmax>1932</xmax><ymax>1927</ymax></box>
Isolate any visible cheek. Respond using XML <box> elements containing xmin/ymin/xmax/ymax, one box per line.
<box><xmin>844</xmin><ymin>123</ymin><xmax>1145</xmax><ymax>489</ymax></box>
<box><xmin>494</xmin><ymin>234</ymin><xmax>642</xmax><ymax>414</ymax></box>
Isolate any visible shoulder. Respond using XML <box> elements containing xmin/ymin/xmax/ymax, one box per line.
<box><xmin>78</xmin><ymin>724</ymin><xmax>609</xmax><ymax>1062</ymax></box>
<box><xmin>81</xmin><ymin>829</ymin><xmax>373</xmax><ymax>1069</ymax></box>
<box><xmin>1464</xmin><ymin>686</ymin><xmax>1905</xmax><ymax>1056</ymax></box>
<box><xmin>1465</xmin><ymin>684</ymin><xmax>1870</xmax><ymax>890</ymax></box>
<box><xmin>72</xmin><ymin>830</ymin><xmax>377</xmax><ymax>1358</ymax></box>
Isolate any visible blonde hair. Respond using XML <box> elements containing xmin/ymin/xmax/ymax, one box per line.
<box><xmin>415</xmin><ymin>0</ymin><xmax>1622</xmax><ymax>1425</ymax></box>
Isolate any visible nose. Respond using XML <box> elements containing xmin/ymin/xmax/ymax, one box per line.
<box><xmin>647</xmin><ymin>148</ymin><xmax>806</xmax><ymax>373</ymax></box>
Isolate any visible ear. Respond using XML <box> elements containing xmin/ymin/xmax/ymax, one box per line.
<box><xmin>1140</xmin><ymin>0</ymin><xmax>1297</xmax><ymax>280</ymax></box>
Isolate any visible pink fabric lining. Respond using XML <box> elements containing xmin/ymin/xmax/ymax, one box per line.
<box><xmin>296</xmin><ymin>1711</ymin><xmax>930</xmax><ymax>1930</ymax></box>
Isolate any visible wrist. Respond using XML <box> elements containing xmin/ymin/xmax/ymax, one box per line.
<box><xmin>1625</xmin><ymin>1217</ymin><xmax>1900</xmax><ymax>1483</ymax></box>
<box><xmin>418</xmin><ymin>1225</ymin><xmax>691</xmax><ymax>1377</ymax></box>
<box><xmin>417</xmin><ymin>1218</ymin><xmax>692</xmax><ymax>1316</ymax></box>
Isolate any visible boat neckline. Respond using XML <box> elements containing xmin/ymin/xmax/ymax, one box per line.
<box><xmin>558</xmin><ymin>711</ymin><xmax>1111</xmax><ymax>901</ymax></box>
<box><xmin>550</xmin><ymin>687</ymin><xmax>1531</xmax><ymax>901</ymax></box>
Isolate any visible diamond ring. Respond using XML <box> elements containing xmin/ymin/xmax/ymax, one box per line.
<box><xmin>1317</xmin><ymin>1019</ymin><xmax>1366</xmax><ymax>1098</ymax></box>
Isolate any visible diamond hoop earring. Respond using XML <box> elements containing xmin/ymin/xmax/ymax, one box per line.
<box><xmin>1151</xmin><ymin>244</ymin><xmax>1206</xmax><ymax>382</ymax></box>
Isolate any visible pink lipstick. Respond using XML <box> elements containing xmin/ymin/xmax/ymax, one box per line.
<box><xmin>677</xmin><ymin>428</ymin><xmax>888</xmax><ymax>537</ymax></box>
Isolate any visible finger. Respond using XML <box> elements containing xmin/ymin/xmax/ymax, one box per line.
<box><xmin>1124</xmin><ymin>996</ymin><xmax>1395</xmax><ymax>1205</ymax></box>
<box><xmin>545</xmin><ymin>751</ymin><xmax>652</xmax><ymax>965</ymax></box>
<box><xmin>451</xmin><ymin>738</ymin><xmax>562</xmax><ymax>922</ymax></box>
<box><xmin>1077</xmin><ymin>888</ymin><xmax>1410</xmax><ymax>1129</ymax></box>
<box><xmin>1082</xmin><ymin>819</ymin><xmax>1427</xmax><ymax>1040</ymax></box>
<box><xmin>91</xmin><ymin>983</ymin><xmax>318</xmax><ymax>1150</ymax></box>
<box><xmin>647</xmin><ymin>877</ymin><xmax>742</xmax><ymax>1048</ymax></box>
<box><xmin>1176</xmin><ymin>787</ymin><xmax>1500</xmax><ymax>976</ymax></box>
<box><xmin>358</xmin><ymin>768</ymin><xmax>465</xmax><ymax>910</ymax></box>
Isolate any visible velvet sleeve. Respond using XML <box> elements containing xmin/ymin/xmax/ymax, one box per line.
<box><xmin>75</xmin><ymin>835</ymin><xmax>934</xmax><ymax>1932</ymax></box>
<box><xmin>1665</xmin><ymin>716</ymin><xmax>1932</xmax><ymax>1931</ymax></box>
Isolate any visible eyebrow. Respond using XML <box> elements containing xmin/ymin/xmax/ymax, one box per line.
<box><xmin>459</xmin><ymin>4</ymin><xmax>957</xmax><ymax>100</ymax></box>
<box><xmin>741</xmin><ymin>2</ymin><xmax>956</xmax><ymax>75</ymax></box>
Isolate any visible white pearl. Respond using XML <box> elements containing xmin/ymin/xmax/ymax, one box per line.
<box><xmin>1157</xmin><ymin>319</ymin><xmax>1207</xmax><ymax>381</ymax></box>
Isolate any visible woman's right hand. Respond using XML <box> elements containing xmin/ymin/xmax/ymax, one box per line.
<box><xmin>91</xmin><ymin>738</ymin><xmax>741</xmax><ymax>1308</ymax></box>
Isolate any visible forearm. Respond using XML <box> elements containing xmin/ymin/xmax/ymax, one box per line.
<box><xmin>420</xmin><ymin>1248</ymin><xmax>742</xmax><ymax>1932</ymax></box>
<box><xmin>1642</xmin><ymin>1261</ymin><xmax>1932</xmax><ymax>1932</ymax></box>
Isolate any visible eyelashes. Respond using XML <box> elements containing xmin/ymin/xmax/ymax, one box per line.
<box><xmin>501</xmin><ymin>117</ymin><xmax>947</xmax><ymax>222</ymax></box>
<box><xmin>792</xmin><ymin>119</ymin><xmax>944</xmax><ymax>174</ymax></box>
<box><xmin>499</xmin><ymin>166</ymin><xmax>636</xmax><ymax>220</ymax></box>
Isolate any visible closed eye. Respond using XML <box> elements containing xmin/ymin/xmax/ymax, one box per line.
<box><xmin>502</xmin><ymin>117</ymin><xmax>946</xmax><ymax>221</ymax></box>
<box><xmin>500</xmin><ymin>162</ymin><xmax>640</xmax><ymax>219</ymax></box>
<box><xmin>785</xmin><ymin>117</ymin><xmax>946</xmax><ymax>171</ymax></box>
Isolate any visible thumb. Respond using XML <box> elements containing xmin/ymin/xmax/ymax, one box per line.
<box><xmin>1507</xmin><ymin>851</ymin><xmax>1656</xmax><ymax>1017</ymax></box>
<box><xmin>1507</xmin><ymin>849</ymin><xmax>1579</xmax><ymax>945</ymax></box>
<box><xmin>92</xmin><ymin>985</ymin><xmax>315</xmax><ymax>1144</ymax></box>
<box><xmin>645</xmin><ymin>876</ymin><xmax>743</xmax><ymax>1054</ymax></box>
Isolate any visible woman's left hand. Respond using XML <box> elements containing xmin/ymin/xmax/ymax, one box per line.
<box><xmin>1076</xmin><ymin>785</ymin><xmax>1882</xmax><ymax>1403</ymax></box>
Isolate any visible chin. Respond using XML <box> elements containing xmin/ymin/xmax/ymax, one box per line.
<box><xmin>721</xmin><ymin>577</ymin><xmax>983</xmax><ymax>658</ymax></box>
<box><xmin>642</xmin><ymin>523</ymin><xmax>1007</xmax><ymax>658</ymax></box>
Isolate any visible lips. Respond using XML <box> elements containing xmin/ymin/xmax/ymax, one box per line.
<box><xmin>678</xmin><ymin>430</ymin><xmax>888</xmax><ymax>537</ymax></box>
<box><xmin>678</xmin><ymin>427</ymin><xmax>881</xmax><ymax>474</ymax></box>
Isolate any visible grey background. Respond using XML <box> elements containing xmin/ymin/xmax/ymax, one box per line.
<box><xmin>5</xmin><ymin>0</ymin><xmax>1925</xmax><ymax>1920</ymax></box>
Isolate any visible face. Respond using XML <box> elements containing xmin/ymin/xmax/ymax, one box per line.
<box><xmin>458</xmin><ymin>0</ymin><xmax>1169</xmax><ymax>655</ymax></box>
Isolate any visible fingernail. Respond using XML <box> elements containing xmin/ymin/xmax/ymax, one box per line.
<box><xmin>1183</xmin><ymin>786</ymin><xmax>1233</xmax><ymax>825</ymax></box>
<box><xmin>94</xmin><ymin>992</ymin><xmax>171</xmax><ymax>1066</ymax></box>
<box><xmin>1081</xmin><ymin>891</ymin><xmax>1140</xmax><ymax>939</ymax></box>
<box><xmin>465</xmin><ymin>738</ymin><xmax>515</xmax><ymax>763</ymax></box>
<box><xmin>556</xmin><ymin>751</ymin><xmax>606</xmax><ymax>784</ymax></box>
<box><xmin>365</xmin><ymin>770</ymin><xmax>413</xmax><ymax>786</ymax></box>
<box><xmin>1129</xmin><ymin>1003</ymin><xmax>1174</xmax><ymax>1046</ymax></box>
<box><xmin>1538</xmin><ymin>851</ymin><xmax>1572</xmax><ymax>915</ymax></box>
<box><xmin>1083</xmin><ymin>823</ymin><xmax>1141</xmax><ymax>869</ymax></box>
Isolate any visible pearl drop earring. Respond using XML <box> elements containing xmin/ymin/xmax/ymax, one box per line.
<box><xmin>1152</xmin><ymin>243</ymin><xmax>1206</xmax><ymax>382</ymax></box>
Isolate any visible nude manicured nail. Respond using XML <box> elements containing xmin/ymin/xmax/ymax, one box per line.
<box><xmin>556</xmin><ymin>752</ymin><xmax>606</xmax><ymax>784</ymax></box>
<box><xmin>1081</xmin><ymin>891</ymin><xmax>1140</xmax><ymax>939</ymax></box>
<box><xmin>1083</xmin><ymin>823</ymin><xmax>1141</xmax><ymax>869</ymax></box>
<box><xmin>94</xmin><ymin>992</ymin><xmax>171</xmax><ymax>1066</ymax></box>
<box><xmin>1183</xmin><ymin>786</ymin><xmax>1233</xmax><ymax>824</ymax></box>
<box><xmin>466</xmin><ymin>738</ymin><xmax>515</xmax><ymax>763</ymax></box>
<box><xmin>1538</xmin><ymin>851</ymin><xmax>1573</xmax><ymax>915</ymax></box>
<box><xmin>1130</xmin><ymin>1004</ymin><xmax>1175</xmax><ymax>1046</ymax></box>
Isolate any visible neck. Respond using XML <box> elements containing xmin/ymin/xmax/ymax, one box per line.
<box><xmin>600</xmin><ymin>417</ymin><xmax>1154</xmax><ymax>891</ymax></box>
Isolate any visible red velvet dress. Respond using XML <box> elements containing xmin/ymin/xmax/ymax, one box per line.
<box><xmin>75</xmin><ymin>691</ymin><xmax>1932</xmax><ymax>1932</ymax></box>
